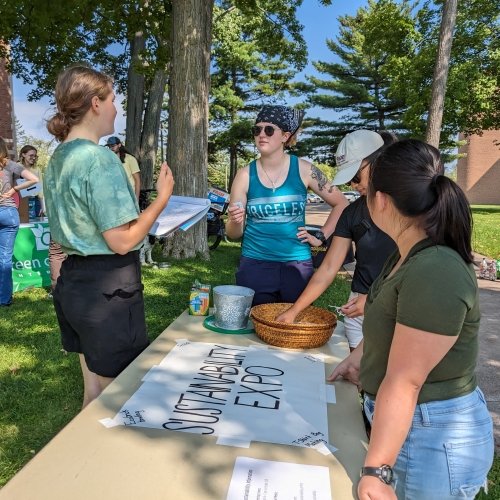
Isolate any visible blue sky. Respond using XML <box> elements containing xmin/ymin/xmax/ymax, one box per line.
<box><xmin>12</xmin><ymin>0</ymin><xmax>367</xmax><ymax>141</ymax></box>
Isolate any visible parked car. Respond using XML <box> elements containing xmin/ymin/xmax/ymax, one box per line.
<box><xmin>342</xmin><ymin>190</ymin><xmax>360</xmax><ymax>203</ymax></box>
<box><xmin>307</xmin><ymin>193</ymin><xmax>323</xmax><ymax>203</ymax></box>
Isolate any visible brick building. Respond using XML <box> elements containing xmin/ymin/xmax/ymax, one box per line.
<box><xmin>457</xmin><ymin>130</ymin><xmax>500</xmax><ymax>205</ymax></box>
<box><xmin>0</xmin><ymin>44</ymin><xmax>16</xmax><ymax>158</ymax></box>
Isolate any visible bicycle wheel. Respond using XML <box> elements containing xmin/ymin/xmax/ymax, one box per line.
<box><xmin>208</xmin><ymin>234</ymin><xmax>222</xmax><ymax>250</ymax></box>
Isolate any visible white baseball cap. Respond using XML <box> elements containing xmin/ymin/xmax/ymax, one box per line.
<box><xmin>331</xmin><ymin>130</ymin><xmax>384</xmax><ymax>185</ymax></box>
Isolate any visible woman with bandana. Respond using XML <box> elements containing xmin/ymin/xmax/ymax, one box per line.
<box><xmin>226</xmin><ymin>105</ymin><xmax>348</xmax><ymax>305</ymax></box>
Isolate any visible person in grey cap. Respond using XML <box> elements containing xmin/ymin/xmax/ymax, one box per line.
<box><xmin>226</xmin><ymin>105</ymin><xmax>348</xmax><ymax>306</ymax></box>
<box><xmin>277</xmin><ymin>129</ymin><xmax>397</xmax><ymax>350</ymax></box>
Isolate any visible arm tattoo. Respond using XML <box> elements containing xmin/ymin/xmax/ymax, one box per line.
<box><xmin>311</xmin><ymin>165</ymin><xmax>334</xmax><ymax>192</ymax></box>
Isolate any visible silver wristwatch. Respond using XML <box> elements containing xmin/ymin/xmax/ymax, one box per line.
<box><xmin>360</xmin><ymin>464</ymin><xmax>395</xmax><ymax>485</ymax></box>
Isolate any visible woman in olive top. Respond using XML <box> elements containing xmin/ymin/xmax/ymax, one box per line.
<box><xmin>329</xmin><ymin>140</ymin><xmax>493</xmax><ymax>500</ymax></box>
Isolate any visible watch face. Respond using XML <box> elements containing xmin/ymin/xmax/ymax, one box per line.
<box><xmin>382</xmin><ymin>468</ymin><xmax>394</xmax><ymax>484</ymax></box>
<box><xmin>360</xmin><ymin>465</ymin><xmax>394</xmax><ymax>485</ymax></box>
<box><xmin>380</xmin><ymin>465</ymin><xmax>394</xmax><ymax>484</ymax></box>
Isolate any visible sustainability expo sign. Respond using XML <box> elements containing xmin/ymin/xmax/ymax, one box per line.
<box><xmin>12</xmin><ymin>222</ymin><xmax>51</xmax><ymax>292</ymax></box>
<box><xmin>100</xmin><ymin>341</ymin><xmax>336</xmax><ymax>454</ymax></box>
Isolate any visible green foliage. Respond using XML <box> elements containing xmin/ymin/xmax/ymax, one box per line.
<box><xmin>392</xmin><ymin>0</ymin><xmax>500</xmax><ymax>151</ymax></box>
<box><xmin>210</xmin><ymin>1</ymin><xmax>308</xmax><ymax>186</ymax></box>
<box><xmin>1</xmin><ymin>0</ymin><xmax>172</xmax><ymax>100</ymax></box>
<box><xmin>303</xmin><ymin>0</ymin><xmax>416</xmax><ymax>164</ymax></box>
<box><xmin>304</xmin><ymin>0</ymin><xmax>499</xmax><ymax>162</ymax></box>
<box><xmin>207</xmin><ymin>150</ymin><xmax>230</xmax><ymax>189</ymax></box>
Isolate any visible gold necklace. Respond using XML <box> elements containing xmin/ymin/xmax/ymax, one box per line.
<box><xmin>259</xmin><ymin>157</ymin><xmax>288</xmax><ymax>192</ymax></box>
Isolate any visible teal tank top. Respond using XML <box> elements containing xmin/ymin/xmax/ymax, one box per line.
<box><xmin>242</xmin><ymin>155</ymin><xmax>311</xmax><ymax>262</ymax></box>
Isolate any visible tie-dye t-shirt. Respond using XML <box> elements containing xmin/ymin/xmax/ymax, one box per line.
<box><xmin>44</xmin><ymin>139</ymin><xmax>140</xmax><ymax>256</ymax></box>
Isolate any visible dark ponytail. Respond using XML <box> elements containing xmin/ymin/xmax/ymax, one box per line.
<box><xmin>369</xmin><ymin>139</ymin><xmax>473</xmax><ymax>263</ymax></box>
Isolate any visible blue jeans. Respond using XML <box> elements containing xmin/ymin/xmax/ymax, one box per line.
<box><xmin>0</xmin><ymin>206</ymin><xmax>20</xmax><ymax>305</ymax></box>
<box><xmin>364</xmin><ymin>388</ymin><xmax>494</xmax><ymax>499</ymax></box>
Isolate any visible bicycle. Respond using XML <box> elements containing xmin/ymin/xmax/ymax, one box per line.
<box><xmin>207</xmin><ymin>186</ymin><xmax>230</xmax><ymax>251</ymax></box>
<box><xmin>207</xmin><ymin>202</ymin><xmax>229</xmax><ymax>250</ymax></box>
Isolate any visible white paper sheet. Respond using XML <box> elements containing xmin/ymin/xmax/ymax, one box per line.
<box><xmin>226</xmin><ymin>457</ymin><xmax>332</xmax><ymax>500</ymax></box>
<box><xmin>100</xmin><ymin>342</ymin><xmax>335</xmax><ymax>453</ymax></box>
<box><xmin>149</xmin><ymin>195</ymin><xmax>210</xmax><ymax>236</ymax></box>
<box><xmin>16</xmin><ymin>178</ymin><xmax>42</xmax><ymax>198</ymax></box>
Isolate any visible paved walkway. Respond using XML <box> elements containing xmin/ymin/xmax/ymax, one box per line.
<box><xmin>306</xmin><ymin>204</ymin><xmax>500</xmax><ymax>452</ymax></box>
<box><xmin>473</xmin><ymin>260</ymin><xmax>500</xmax><ymax>452</ymax></box>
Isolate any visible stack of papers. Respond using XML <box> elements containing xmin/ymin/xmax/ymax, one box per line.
<box><xmin>149</xmin><ymin>195</ymin><xmax>211</xmax><ymax>236</ymax></box>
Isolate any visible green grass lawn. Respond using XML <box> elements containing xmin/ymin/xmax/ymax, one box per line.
<box><xmin>471</xmin><ymin>205</ymin><xmax>500</xmax><ymax>260</ymax></box>
<box><xmin>1</xmin><ymin>238</ymin><xmax>498</xmax><ymax>496</ymax></box>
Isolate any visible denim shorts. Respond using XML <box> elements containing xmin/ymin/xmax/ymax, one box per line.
<box><xmin>364</xmin><ymin>388</ymin><xmax>494</xmax><ymax>499</ymax></box>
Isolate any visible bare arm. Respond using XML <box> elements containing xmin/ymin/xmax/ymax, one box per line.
<box><xmin>277</xmin><ymin>236</ymin><xmax>352</xmax><ymax>322</ymax></box>
<box><xmin>303</xmin><ymin>161</ymin><xmax>349</xmax><ymax>238</ymax></box>
<box><xmin>2</xmin><ymin>168</ymin><xmax>39</xmax><ymax>199</ymax></box>
<box><xmin>358</xmin><ymin>324</ymin><xmax>457</xmax><ymax>499</ymax></box>
<box><xmin>103</xmin><ymin>163</ymin><xmax>174</xmax><ymax>254</ymax></box>
<box><xmin>225</xmin><ymin>167</ymin><xmax>249</xmax><ymax>240</ymax></box>
<box><xmin>132</xmin><ymin>172</ymin><xmax>141</xmax><ymax>200</ymax></box>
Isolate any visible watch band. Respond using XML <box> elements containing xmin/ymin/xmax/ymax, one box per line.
<box><xmin>314</xmin><ymin>230</ymin><xmax>327</xmax><ymax>245</ymax></box>
<box><xmin>360</xmin><ymin>464</ymin><xmax>395</xmax><ymax>485</ymax></box>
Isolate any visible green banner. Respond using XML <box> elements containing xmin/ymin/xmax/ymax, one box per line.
<box><xmin>12</xmin><ymin>222</ymin><xmax>51</xmax><ymax>292</ymax></box>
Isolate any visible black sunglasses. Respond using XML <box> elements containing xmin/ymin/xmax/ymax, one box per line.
<box><xmin>251</xmin><ymin>125</ymin><xmax>278</xmax><ymax>137</ymax></box>
<box><xmin>349</xmin><ymin>172</ymin><xmax>361</xmax><ymax>185</ymax></box>
<box><xmin>349</xmin><ymin>164</ymin><xmax>368</xmax><ymax>185</ymax></box>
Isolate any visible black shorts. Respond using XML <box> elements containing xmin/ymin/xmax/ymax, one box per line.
<box><xmin>53</xmin><ymin>251</ymin><xmax>149</xmax><ymax>377</ymax></box>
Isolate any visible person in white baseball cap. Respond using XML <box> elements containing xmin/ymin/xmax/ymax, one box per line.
<box><xmin>331</xmin><ymin>129</ymin><xmax>384</xmax><ymax>186</ymax></box>
<box><xmin>277</xmin><ymin>129</ymin><xmax>397</xmax><ymax>350</ymax></box>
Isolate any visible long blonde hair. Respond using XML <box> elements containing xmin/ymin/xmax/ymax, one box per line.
<box><xmin>47</xmin><ymin>65</ymin><xmax>113</xmax><ymax>142</ymax></box>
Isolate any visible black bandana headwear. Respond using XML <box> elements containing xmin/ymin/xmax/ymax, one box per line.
<box><xmin>255</xmin><ymin>105</ymin><xmax>305</xmax><ymax>135</ymax></box>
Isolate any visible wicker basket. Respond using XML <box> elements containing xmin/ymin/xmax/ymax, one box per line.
<box><xmin>250</xmin><ymin>303</ymin><xmax>337</xmax><ymax>349</ymax></box>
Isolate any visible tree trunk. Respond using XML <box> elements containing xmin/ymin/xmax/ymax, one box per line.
<box><xmin>140</xmin><ymin>68</ymin><xmax>168</xmax><ymax>190</ymax></box>
<box><xmin>228</xmin><ymin>70</ymin><xmax>238</xmax><ymax>190</ymax></box>
<box><xmin>425</xmin><ymin>0</ymin><xmax>458</xmax><ymax>148</ymax></box>
<box><xmin>126</xmin><ymin>31</ymin><xmax>146</xmax><ymax>157</ymax></box>
<box><xmin>229</xmin><ymin>144</ymin><xmax>238</xmax><ymax>190</ymax></box>
<box><xmin>163</xmin><ymin>0</ymin><xmax>214</xmax><ymax>260</ymax></box>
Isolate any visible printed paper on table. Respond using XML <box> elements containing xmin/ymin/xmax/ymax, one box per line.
<box><xmin>226</xmin><ymin>457</ymin><xmax>332</xmax><ymax>500</ymax></box>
